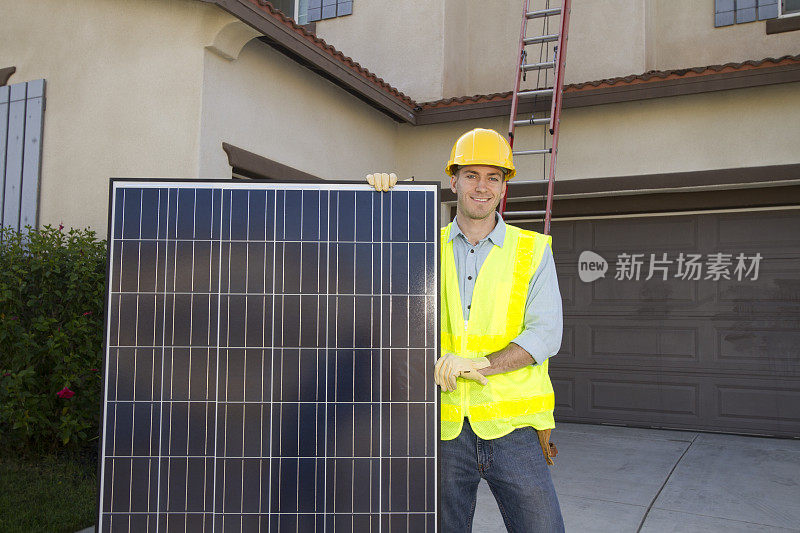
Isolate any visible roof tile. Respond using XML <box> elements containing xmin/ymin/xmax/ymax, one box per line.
<box><xmin>418</xmin><ymin>54</ymin><xmax>800</xmax><ymax>109</ymax></box>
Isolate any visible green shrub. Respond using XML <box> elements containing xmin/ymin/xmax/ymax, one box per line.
<box><xmin>0</xmin><ymin>225</ymin><xmax>106</xmax><ymax>455</ymax></box>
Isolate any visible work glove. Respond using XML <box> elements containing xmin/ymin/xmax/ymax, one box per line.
<box><xmin>365</xmin><ymin>173</ymin><xmax>414</xmax><ymax>192</ymax></box>
<box><xmin>537</xmin><ymin>428</ymin><xmax>558</xmax><ymax>466</ymax></box>
<box><xmin>434</xmin><ymin>353</ymin><xmax>490</xmax><ymax>392</ymax></box>
<box><xmin>366</xmin><ymin>172</ymin><xmax>398</xmax><ymax>192</ymax></box>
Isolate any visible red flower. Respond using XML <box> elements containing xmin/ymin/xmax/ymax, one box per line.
<box><xmin>82</xmin><ymin>311</ymin><xmax>93</xmax><ymax>316</ymax></box>
<box><xmin>58</xmin><ymin>223</ymin><xmax>64</xmax><ymax>231</ymax></box>
<box><xmin>89</xmin><ymin>368</ymin><xmax>99</xmax><ymax>372</ymax></box>
<box><xmin>56</xmin><ymin>387</ymin><xmax>75</xmax><ymax>399</ymax></box>
<box><xmin>2</xmin><ymin>372</ymin><xmax>10</xmax><ymax>377</ymax></box>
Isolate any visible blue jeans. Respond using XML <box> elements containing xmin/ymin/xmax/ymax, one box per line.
<box><xmin>441</xmin><ymin>419</ymin><xmax>565</xmax><ymax>533</ymax></box>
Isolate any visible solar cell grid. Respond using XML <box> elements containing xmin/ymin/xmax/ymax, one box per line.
<box><xmin>99</xmin><ymin>181</ymin><xmax>440</xmax><ymax>532</ymax></box>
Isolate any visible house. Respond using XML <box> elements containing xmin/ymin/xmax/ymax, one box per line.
<box><xmin>2</xmin><ymin>0</ymin><xmax>799</xmax><ymax>436</ymax></box>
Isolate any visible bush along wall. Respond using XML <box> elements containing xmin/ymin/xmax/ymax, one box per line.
<box><xmin>0</xmin><ymin>225</ymin><xmax>106</xmax><ymax>455</ymax></box>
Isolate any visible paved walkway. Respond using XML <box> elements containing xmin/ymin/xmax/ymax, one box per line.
<box><xmin>473</xmin><ymin>422</ymin><xmax>800</xmax><ymax>532</ymax></box>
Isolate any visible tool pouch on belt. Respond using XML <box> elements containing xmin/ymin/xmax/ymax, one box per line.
<box><xmin>536</xmin><ymin>429</ymin><xmax>558</xmax><ymax>466</ymax></box>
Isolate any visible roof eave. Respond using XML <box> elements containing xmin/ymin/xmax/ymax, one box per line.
<box><xmin>417</xmin><ymin>58</ymin><xmax>800</xmax><ymax>125</ymax></box>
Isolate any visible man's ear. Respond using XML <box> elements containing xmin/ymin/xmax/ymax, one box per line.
<box><xmin>450</xmin><ymin>174</ymin><xmax>458</xmax><ymax>193</ymax></box>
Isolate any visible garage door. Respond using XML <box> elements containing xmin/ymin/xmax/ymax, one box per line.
<box><xmin>531</xmin><ymin>209</ymin><xmax>800</xmax><ymax>437</ymax></box>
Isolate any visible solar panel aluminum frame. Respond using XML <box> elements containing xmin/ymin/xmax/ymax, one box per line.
<box><xmin>97</xmin><ymin>178</ymin><xmax>441</xmax><ymax>532</ymax></box>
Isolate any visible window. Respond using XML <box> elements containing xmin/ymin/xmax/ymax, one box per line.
<box><xmin>715</xmin><ymin>0</ymin><xmax>779</xmax><ymax>26</ymax></box>
<box><xmin>269</xmin><ymin>0</ymin><xmax>353</xmax><ymax>25</ymax></box>
<box><xmin>304</xmin><ymin>0</ymin><xmax>353</xmax><ymax>23</ymax></box>
<box><xmin>781</xmin><ymin>0</ymin><xmax>800</xmax><ymax>15</ymax></box>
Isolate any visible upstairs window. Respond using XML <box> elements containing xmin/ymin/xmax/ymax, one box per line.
<box><xmin>270</xmin><ymin>0</ymin><xmax>353</xmax><ymax>25</ymax></box>
<box><xmin>715</xmin><ymin>0</ymin><xmax>779</xmax><ymax>26</ymax></box>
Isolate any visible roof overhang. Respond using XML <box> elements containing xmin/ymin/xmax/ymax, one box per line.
<box><xmin>204</xmin><ymin>0</ymin><xmax>417</xmax><ymax>123</ymax></box>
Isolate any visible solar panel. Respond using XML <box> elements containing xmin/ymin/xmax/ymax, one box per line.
<box><xmin>98</xmin><ymin>180</ymin><xmax>440</xmax><ymax>532</ymax></box>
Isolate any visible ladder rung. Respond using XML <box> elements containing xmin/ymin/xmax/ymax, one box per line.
<box><xmin>524</xmin><ymin>34</ymin><xmax>559</xmax><ymax>45</ymax></box>
<box><xmin>511</xmin><ymin>179</ymin><xmax>550</xmax><ymax>185</ymax></box>
<box><xmin>526</xmin><ymin>7</ymin><xmax>561</xmax><ymax>19</ymax></box>
<box><xmin>512</xmin><ymin>149</ymin><xmax>551</xmax><ymax>156</ymax></box>
<box><xmin>513</xmin><ymin>117</ymin><xmax>551</xmax><ymax>127</ymax></box>
<box><xmin>503</xmin><ymin>210</ymin><xmax>547</xmax><ymax>217</ymax></box>
<box><xmin>522</xmin><ymin>60</ymin><xmax>556</xmax><ymax>72</ymax></box>
<box><xmin>517</xmin><ymin>88</ymin><xmax>554</xmax><ymax>98</ymax></box>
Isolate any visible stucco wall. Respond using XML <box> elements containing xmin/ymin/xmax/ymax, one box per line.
<box><xmin>198</xmin><ymin>38</ymin><xmax>399</xmax><ymax>182</ymax></box>
<box><xmin>313</xmin><ymin>0</ymin><xmax>647</xmax><ymax>101</ymax></box>
<box><xmin>0</xmin><ymin>0</ymin><xmax>233</xmax><ymax>234</ymax></box>
<box><xmin>394</xmin><ymin>82</ymin><xmax>800</xmax><ymax>184</ymax></box>
<box><xmin>312</xmin><ymin>2</ymin><xmax>446</xmax><ymax>102</ymax></box>
<box><xmin>646</xmin><ymin>1</ymin><xmax>800</xmax><ymax>72</ymax></box>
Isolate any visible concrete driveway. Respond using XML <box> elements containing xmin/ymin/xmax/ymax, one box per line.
<box><xmin>473</xmin><ymin>422</ymin><xmax>800</xmax><ymax>532</ymax></box>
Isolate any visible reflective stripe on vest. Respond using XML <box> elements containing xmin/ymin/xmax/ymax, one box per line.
<box><xmin>440</xmin><ymin>223</ymin><xmax>556</xmax><ymax>440</ymax></box>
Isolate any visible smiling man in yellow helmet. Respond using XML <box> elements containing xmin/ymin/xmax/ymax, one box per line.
<box><xmin>367</xmin><ymin>127</ymin><xmax>564</xmax><ymax>532</ymax></box>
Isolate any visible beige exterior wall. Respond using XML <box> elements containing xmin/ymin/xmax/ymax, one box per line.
<box><xmin>646</xmin><ymin>1</ymin><xmax>800</xmax><ymax>72</ymax></box>
<box><xmin>315</xmin><ymin>0</ymin><xmax>799</xmax><ymax>102</ymax></box>
<box><xmin>394</xmin><ymin>82</ymin><xmax>800</xmax><ymax>185</ymax></box>
<box><xmin>313</xmin><ymin>0</ymin><xmax>650</xmax><ymax>101</ymax></box>
<box><xmin>198</xmin><ymin>38</ymin><xmax>399</xmax><ymax>181</ymax></box>
<box><xmin>312</xmin><ymin>2</ymin><xmax>446</xmax><ymax>102</ymax></box>
<box><xmin>0</xmin><ymin>0</ymin><xmax>233</xmax><ymax>233</ymax></box>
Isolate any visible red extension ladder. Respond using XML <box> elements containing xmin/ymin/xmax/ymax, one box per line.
<box><xmin>499</xmin><ymin>0</ymin><xmax>572</xmax><ymax>235</ymax></box>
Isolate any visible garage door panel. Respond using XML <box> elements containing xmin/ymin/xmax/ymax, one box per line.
<box><xmin>716</xmin><ymin>324</ymin><xmax>800</xmax><ymax>366</ymax></box>
<box><xmin>715</xmin><ymin>261</ymin><xmax>800</xmax><ymax>314</ymax></box>
<box><xmin>589</xmin><ymin>276</ymin><xmax>698</xmax><ymax>303</ymax></box>
<box><xmin>557</xmin><ymin>324</ymin><xmax>575</xmax><ymax>361</ymax></box>
<box><xmin>550</xmin><ymin>222</ymin><xmax>576</xmax><ymax>253</ymax></box>
<box><xmin>563</xmin><ymin>264</ymin><xmax>799</xmax><ymax>318</ymax></box>
<box><xmin>557</xmin><ymin>272</ymin><xmax>576</xmax><ymax>306</ymax></box>
<box><xmin>552</xmin><ymin>377</ymin><xmax>576</xmax><ymax>414</ymax></box>
<box><xmin>590</xmin><ymin>379</ymin><xmax>699</xmax><ymax>416</ymax></box>
<box><xmin>590</xmin><ymin>217</ymin><xmax>699</xmax><ymax>251</ymax></box>
<box><xmin>562</xmin><ymin>319</ymin><xmax>702</xmax><ymax>368</ymax></box>
<box><xmin>715</xmin><ymin>211</ymin><xmax>800</xmax><ymax>248</ymax></box>
<box><xmin>717</xmin><ymin>385</ymin><xmax>800</xmax><ymax>422</ymax></box>
<box><xmin>550</xmin><ymin>369</ymin><xmax>704</xmax><ymax>428</ymax></box>
<box><xmin>590</xmin><ymin>325</ymin><xmax>697</xmax><ymax>359</ymax></box>
<box><xmin>551</xmin><ymin>369</ymin><xmax>800</xmax><ymax>436</ymax></box>
<box><xmin>558</xmin><ymin>317</ymin><xmax>800</xmax><ymax>374</ymax></box>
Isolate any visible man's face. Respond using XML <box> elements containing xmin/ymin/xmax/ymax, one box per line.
<box><xmin>450</xmin><ymin>165</ymin><xmax>507</xmax><ymax>221</ymax></box>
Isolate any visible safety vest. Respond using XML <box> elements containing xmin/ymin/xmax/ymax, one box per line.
<box><xmin>440</xmin><ymin>222</ymin><xmax>556</xmax><ymax>440</ymax></box>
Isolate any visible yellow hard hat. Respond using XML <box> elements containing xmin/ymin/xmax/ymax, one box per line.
<box><xmin>445</xmin><ymin>128</ymin><xmax>516</xmax><ymax>180</ymax></box>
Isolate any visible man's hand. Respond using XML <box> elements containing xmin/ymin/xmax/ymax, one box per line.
<box><xmin>365</xmin><ymin>172</ymin><xmax>414</xmax><ymax>192</ymax></box>
<box><xmin>366</xmin><ymin>172</ymin><xmax>398</xmax><ymax>192</ymax></box>
<box><xmin>434</xmin><ymin>353</ymin><xmax>491</xmax><ymax>391</ymax></box>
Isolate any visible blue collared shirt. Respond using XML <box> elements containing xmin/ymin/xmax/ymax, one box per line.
<box><xmin>448</xmin><ymin>215</ymin><xmax>563</xmax><ymax>365</ymax></box>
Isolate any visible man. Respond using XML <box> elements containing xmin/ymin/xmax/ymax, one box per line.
<box><xmin>367</xmin><ymin>128</ymin><xmax>565</xmax><ymax>532</ymax></box>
